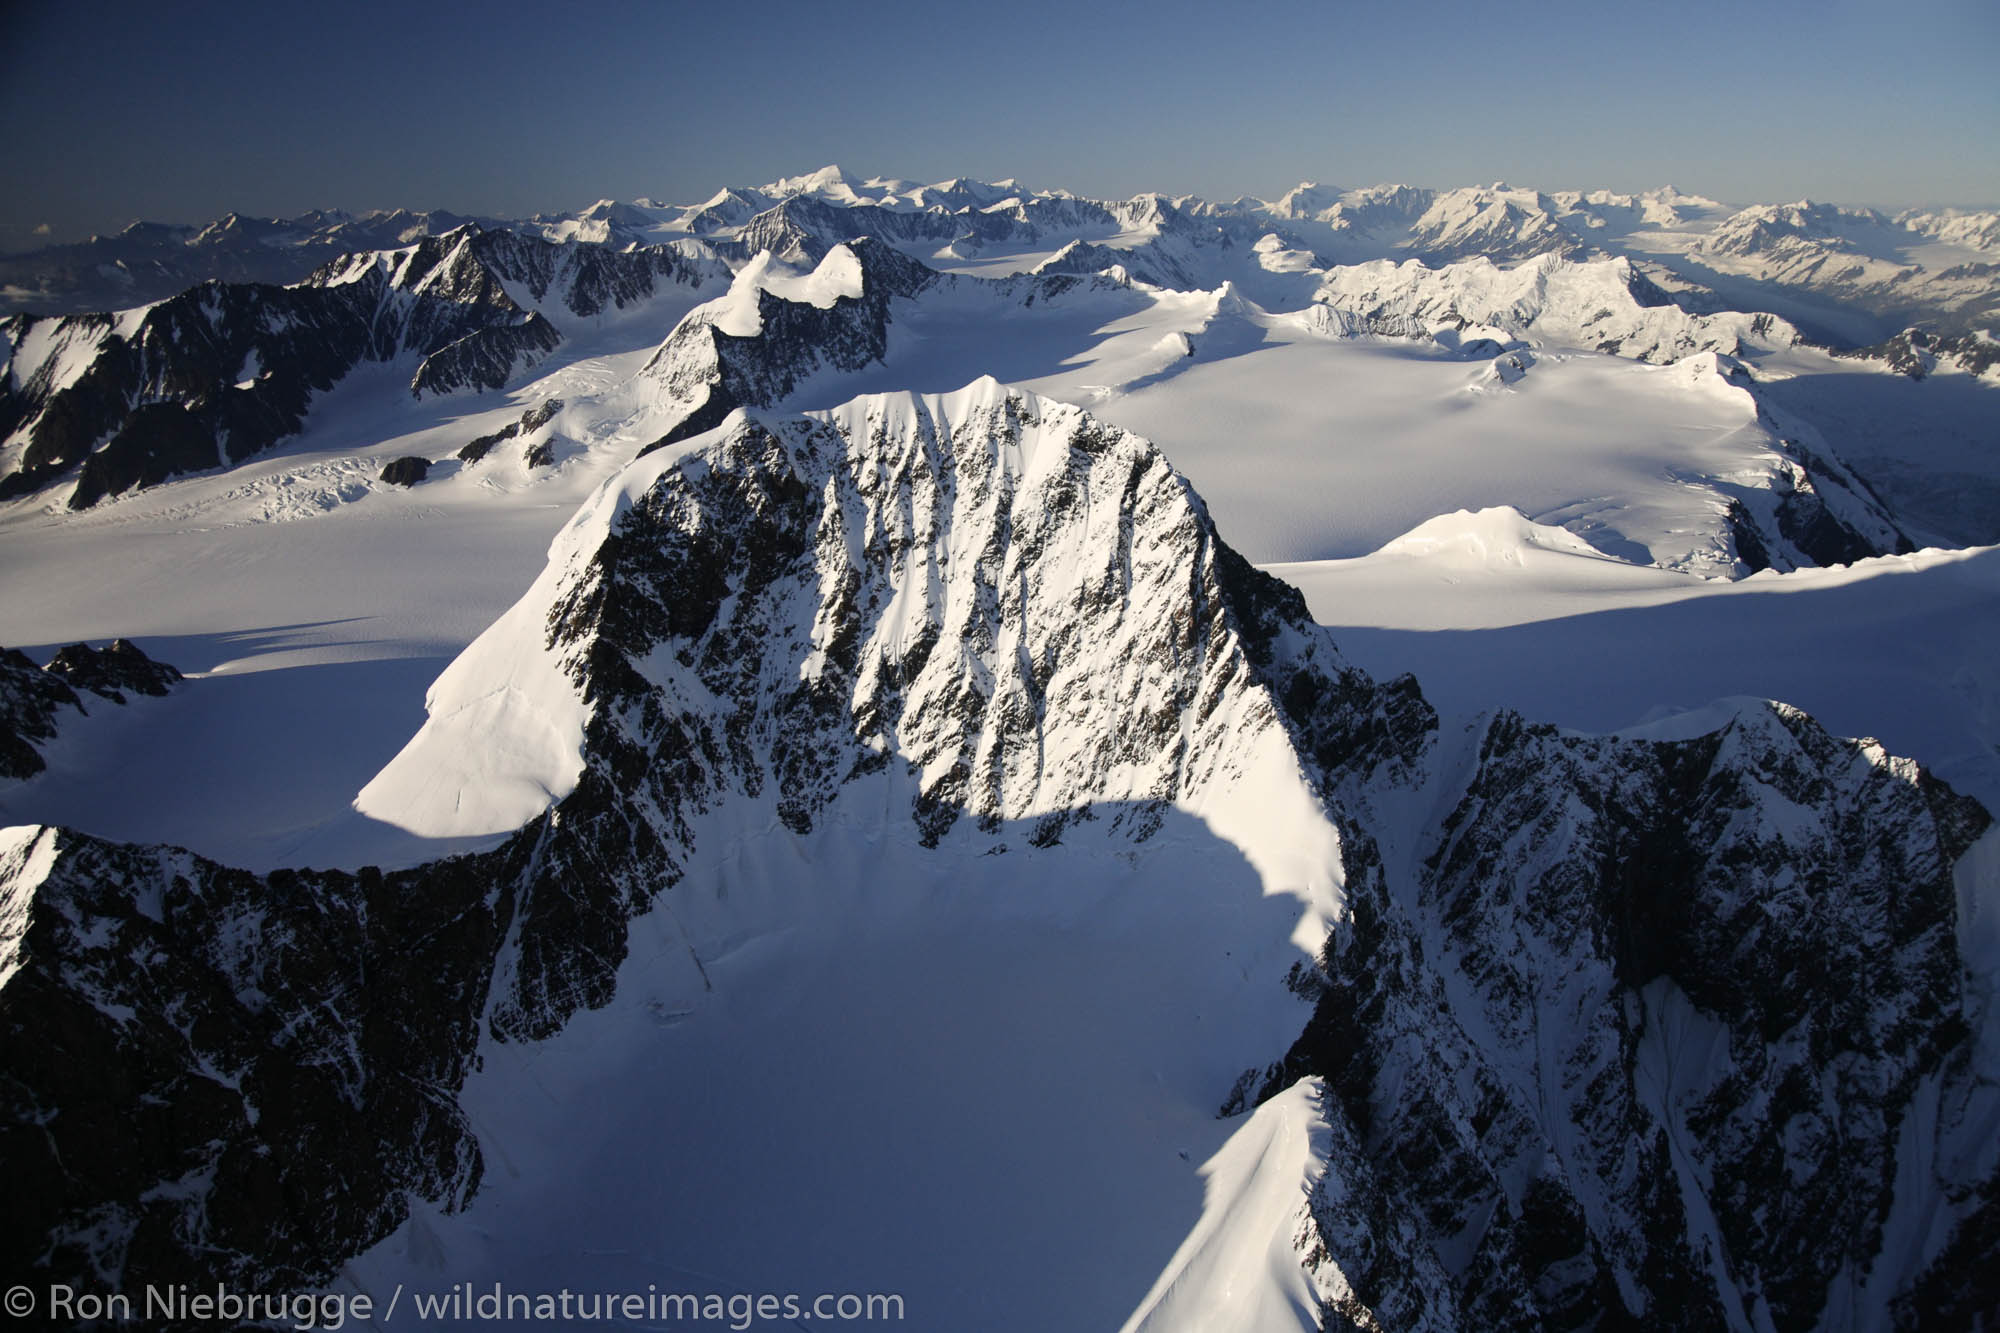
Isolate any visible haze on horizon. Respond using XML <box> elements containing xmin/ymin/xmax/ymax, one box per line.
<box><xmin>2</xmin><ymin>0</ymin><xmax>1996</xmax><ymax>249</ymax></box>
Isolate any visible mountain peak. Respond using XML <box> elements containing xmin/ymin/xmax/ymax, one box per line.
<box><xmin>358</xmin><ymin>376</ymin><xmax>1365</xmax><ymax>861</ymax></box>
<box><xmin>768</xmin><ymin>163</ymin><xmax>859</xmax><ymax>197</ymax></box>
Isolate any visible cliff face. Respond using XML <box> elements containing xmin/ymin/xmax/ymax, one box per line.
<box><xmin>0</xmin><ymin>827</ymin><xmax>517</xmax><ymax>1290</ymax></box>
<box><xmin>0</xmin><ymin>383</ymin><xmax>1991</xmax><ymax>1329</ymax></box>
<box><xmin>1264</xmin><ymin>698</ymin><xmax>1991</xmax><ymax>1330</ymax></box>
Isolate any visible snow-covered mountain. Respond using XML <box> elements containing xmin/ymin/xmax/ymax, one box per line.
<box><xmin>1273</xmin><ymin>693</ymin><xmax>1993</xmax><ymax>1328</ymax></box>
<box><xmin>2</xmin><ymin>167</ymin><xmax>1999</xmax><ymax>1332</ymax></box>
<box><xmin>0</xmin><ymin>226</ymin><xmax>729</xmax><ymax>507</ymax></box>
<box><xmin>3</xmin><ymin>382</ymin><xmax>1992</xmax><ymax>1330</ymax></box>
<box><xmin>1685</xmin><ymin>200</ymin><xmax>2000</xmax><ymax>336</ymax></box>
<box><xmin>10</xmin><ymin>169</ymin><xmax>1996</xmax><ymax>336</ymax></box>
<box><xmin>618</xmin><ymin>241</ymin><xmax>1912</xmax><ymax>578</ymax></box>
<box><xmin>6</xmin><ymin>219</ymin><xmax>1933</xmax><ymax>582</ymax></box>
<box><xmin>0</xmin><ymin>208</ymin><xmax>499</xmax><ymax>316</ymax></box>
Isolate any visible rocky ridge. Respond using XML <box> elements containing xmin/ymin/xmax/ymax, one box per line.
<box><xmin>0</xmin><ymin>227</ymin><xmax>725</xmax><ymax>508</ymax></box>
<box><xmin>0</xmin><ymin>641</ymin><xmax>180</xmax><ymax>781</ymax></box>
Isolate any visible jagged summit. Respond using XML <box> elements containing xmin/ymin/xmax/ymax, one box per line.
<box><xmin>9</xmin><ymin>168</ymin><xmax>1995</xmax><ymax>340</ymax></box>
<box><xmin>360</xmin><ymin>376</ymin><xmax>1368</xmax><ymax>873</ymax></box>
<box><xmin>2</xmin><ymin>177</ymin><xmax>1948</xmax><ymax>590</ymax></box>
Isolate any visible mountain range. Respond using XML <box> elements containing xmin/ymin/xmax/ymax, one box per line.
<box><xmin>8</xmin><ymin>168</ymin><xmax>1997</xmax><ymax>333</ymax></box>
<box><xmin>2</xmin><ymin>167</ymin><xmax>1998</xmax><ymax>1331</ymax></box>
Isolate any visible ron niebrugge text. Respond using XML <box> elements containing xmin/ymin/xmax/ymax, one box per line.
<box><xmin>15</xmin><ymin>1282</ymin><xmax>907</xmax><ymax>1327</ymax></box>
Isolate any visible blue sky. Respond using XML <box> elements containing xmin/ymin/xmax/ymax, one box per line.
<box><xmin>3</xmin><ymin>0</ymin><xmax>1996</xmax><ymax>246</ymax></box>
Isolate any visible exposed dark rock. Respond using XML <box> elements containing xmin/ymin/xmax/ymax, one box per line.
<box><xmin>1256</xmin><ymin>696</ymin><xmax>1990</xmax><ymax>1329</ymax></box>
<box><xmin>0</xmin><ymin>209</ymin><xmax>487</xmax><ymax>318</ymax></box>
<box><xmin>407</xmin><ymin>314</ymin><xmax>563</xmax><ymax>398</ymax></box>
<box><xmin>520</xmin><ymin>397</ymin><xmax>564</xmax><ymax>431</ymax></box>
<box><xmin>1838</xmin><ymin>326</ymin><xmax>2000</xmax><ymax>379</ymax></box>
<box><xmin>1722</xmin><ymin>498</ymin><xmax>1776</xmax><ymax>572</ymax></box>
<box><xmin>1031</xmin><ymin>237</ymin><xmax>1205</xmax><ymax>288</ymax></box>
<box><xmin>718</xmin><ymin>192</ymin><xmax>1146</xmax><ymax>270</ymax></box>
<box><xmin>460</xmin><ymin>398</ymin><xmax>566</xmax><ymax>465</ymax></box>
<box><xmin>634</xmin><ymin>239</ymin><xmax>1121</xmax><ymax>458</ymax></box>
<box><xmin>1</xmin><ymin>641</ymin><xmax>181</xmax><ymax>778</ymax></box>
<box><xmin>0</xmin><ymin>648</ymin><xmax>83</xmax><ymax>779</ymax></box>
<box><xmin>0</xmin><ymin>828</ymin><xmax>523</xmax><ymax>1292</ymax></box>
<box><xmin>377</xmin><ymin>456</ymin><xmax>430</xmax><ymax>487</ymax></box>
<box><xmin>456</xmin><ymin>421</ymin><xmax>518</xmax><ymax>464</ymax></box>
<box><xmin>1771</xmin><ymin>477</ymin><xmax>1890</xmax><ymax>565</ymax></box>
<box><xmin>1</xmin><ymin>388</ymin><xmax>1404</xmax><ymax>1287</ymax></box>
<box><xmin>42</xmin><ymin>639</ymin><xmax>182</xmax><ymax>703</ymax></box>
<box><xmin>637</xmin><ymin>383</ymin><xmax>740</xmax><ymax>456</ymax></box>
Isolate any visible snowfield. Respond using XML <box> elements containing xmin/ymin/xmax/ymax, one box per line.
<box><xmin>343</xmin><ymin>789</ymin><xmax>1335</xmax><ymax>1333</ymax></box>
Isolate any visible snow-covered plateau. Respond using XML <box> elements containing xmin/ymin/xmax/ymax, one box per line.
<box><xmin>2</xmin><ymin>168</ymin><xmax>1998</xmax><ymax>1331</ymax></box>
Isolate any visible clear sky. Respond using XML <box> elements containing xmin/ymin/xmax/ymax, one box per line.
<box><xmin>3</xmin><ymin>0</ymin><xmax>1996</xmax><ymax>248</ymax></box>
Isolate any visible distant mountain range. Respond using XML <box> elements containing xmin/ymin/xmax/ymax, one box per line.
<box><xmin>6</xmin><ymin>169</ymin><xmax>1993</xmax><ymax>530</ymax></box>
<box><xmin>6</xmin><ymin>169</ymin><xmax>1996</xmax><ymax>338</ymax></box>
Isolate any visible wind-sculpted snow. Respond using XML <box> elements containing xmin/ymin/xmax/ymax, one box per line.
<box><xmin>662</xmin><ymin>238</ymin><xmax>1917</xmax><ymax>577</ymax></box>
<box><xmin>0</xmin><ymin>382</ymin><xmax>1992</xmax><ymax>1328</ymax></box>
<box><xmin>633</xmin><ymin>239</ymin><xmax>933</xmax><ymax>441</ymax></box>
<box><xmin>630</xmin><ymin>238</ymin><xmax>1124</xmax><ymax>450</ymax></box>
